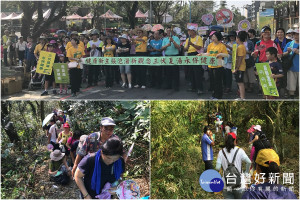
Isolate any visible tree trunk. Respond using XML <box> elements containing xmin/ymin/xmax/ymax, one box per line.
<box><xmin>127</xmin><ymin>1</ymin><xmax>139</xmax><ymax>29</ymax></box>
<box><xmin>1</xmin><ymin>101</ymin><xmax>21</xmax><ymax>146</ymax></box>
<box><xmin>40</xmin><ymin>101</ymin><xmax>45</xmax><ymax>123</ymax></box>
<box><xmin>4</xmin><ymin>122</ymin><xmax>21</xmax><ymax>146</ymax></box>
<box><xmin>20</xmin><ymin>1</ymin><xmax>67</xmax><ymax>41</ymax></box>
<box><xmin>20</xmin><ymin>2</ymin><xmax>37</xmax><ymax>40</ymax></box>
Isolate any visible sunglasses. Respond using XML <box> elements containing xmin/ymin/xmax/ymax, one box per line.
<box><xmin>103</xmin><ymin>126</ymin><xmax>114</xmax><ymax>131</ymax></box>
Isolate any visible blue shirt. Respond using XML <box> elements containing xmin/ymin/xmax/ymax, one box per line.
<box><xmin>201</xmin><ymin>134</ymin><xmax>213</xmax><ymax>161</ymax></box>
<box><xmin>148</xmin><ymin>39</ymin><xmax>162</xmax><ymax>55</ymax></box>
<box><xmin>283</xmin><ymin>41</ymin><xmax>299</xmax><ymax>72</ymax></box>
<box><xmin>162</xmin><ymin>36</ymin><xmax>180</xmax><ymax>56</ymax></box>
<box><xmin>242</xmin><ymin>182</ymin><xmax>297</xmax><ymax>199</ymax></box>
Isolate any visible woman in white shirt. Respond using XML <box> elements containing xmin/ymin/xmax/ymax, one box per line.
<box><xmin>216</xmin><ymin>132</ymin><xmax>251</xmax><ymax>199</ymax></box>
<box><xmin>16</xmin><ymin>36</ymin><xmax>27</xmax><ymax>66</ymax></box>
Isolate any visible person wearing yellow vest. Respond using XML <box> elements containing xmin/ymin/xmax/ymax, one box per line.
<box><xmin>66</xmin><ymin>38</ymin><xmax>85</xmax><ymax>97</ymax></box>
<box><xmin>65</xmin><ymin>31</ymin><xmax>85</xmax><ymax>51</ymax></box>
<box><xmin>199</xmin><ymin>31</ymin><xmax>228</xmax><ymax>99</ymax></box>
<box><xmin>184</xmin><ymin>25</ymin><xmax>204</xmax><ymax>95</ymax></box>
<box><xmin>34</xmin><ymin>36</ymin><xmax>48</xmax><ymax>60</ymax></box>
<box><xmin>57</xmin><ymin>122</ymin><xmax>73</xmax><ymax>158</ymax></box>
<box><xmin>132</xmin><ymin>28</ymin><xmax>148</xmax><ymax>89</ymax></box>
<box><xmin>2</xmin><ymin>30</ymin><xmax>10</xmax><ymax>66</ymax></box>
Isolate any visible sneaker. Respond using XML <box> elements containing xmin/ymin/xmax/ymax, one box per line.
<box><xmin>210</xmin><ymin>96</ymin><xmax>218</xmax><ymax>100</ymax></box>
<box><xmin>121</xmin><ymin>83</ymin><xmax>126</xmax><ymax>88</ymax></box>
<box><xmin>187</xmin><ymin>88</ymin><xmax>196</xmax><ymax>92</ymax></box>
<box><xmin>141</xmin><ymin>85</ymin><xmax>146</xmax><ymax>89</ymax></box>
<box><xmin>134</xmin><ymin>84</ymin><xmax>140</xmax><ymax>88</ymax></box>
<box><xmin>53</xmin><ymin>90</ymin><xmax>57</xmax><ymax>94</ymax></box>
<box><xmin>234</xmin><ymin>98</ymin><xmax>245</xmax><ymax>101</ymax></box>
<box><xmin>41</xmin><ymin>91</ymin><xmax>48</xmax><ymax>96</ymax></box>
<box><xmin>197</xmin><ymin>90</ymin><xmax>203</xmax><ymax>95</ymax></box>
<box><xmin>128</xmin><ymin>84</ymin><xmax>132</xmax><ymax>89</ymax></box>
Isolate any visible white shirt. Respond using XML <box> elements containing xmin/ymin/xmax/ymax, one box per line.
<box><xmin>49</xmin><ymin>124</ymin><xmax>59</xmax><ymax>143</ymax></box>
<box><xmin>88</xmin><ymin>39</ymin><xmax>103</xmax><ymax>57</ymax></box>
<box><xmin>217</xmin><ymin>146</ymin><xmax>249</xmax><ymax>189</ymax></box>
<box><xmin>16</xmin><ymin>41</ymin><xmax>27</xmax><ymax>51</ymax></box>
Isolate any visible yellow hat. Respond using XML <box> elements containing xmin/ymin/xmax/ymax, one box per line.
<box><xmin>255</xmin><ymin>149</ymin><xmax>280</xmax><ymax>167</ymax></box>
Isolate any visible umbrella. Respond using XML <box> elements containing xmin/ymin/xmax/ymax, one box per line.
<box><xmin>56</xmin><ymin>30</ymin><xmax>67</xmax><ymax>34</ymax></box>
<box><xmin>151</xmin><ymin>24</ymin><xmax>164</xmax><ymax>32</ymax></box>
<box><xmin>173</xmin><ymin>27</ymin><xmax>181</xmax><ymax>35</ymax></box>
<box><xmin>42</xmin><ymin>113</ymin><xmax>54</xmax><ymax>127</ymax></box>
<box><xmin>142</xmin><ymin>24</ymin><xmax>152</xmax><ymax>31</ymax></box>
<box><xmin>209</xmin><ymin>25</ymin><xmax>225</xmax><ymax>32</ymax></box>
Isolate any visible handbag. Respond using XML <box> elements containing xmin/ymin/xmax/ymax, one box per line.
<box><xmin>68</xmin><ymin>61</ymin><xmax>78</xmax><ymax>69</ymax></box>
<box><xmin>282</xmin><ymin>41</ymin><xmax>296</xmax><ymax>71</ymax></box>
<box><xmin>282</xmin><ymin>53</ymin><xmax>296</xmax><ymax>71</ymax></box>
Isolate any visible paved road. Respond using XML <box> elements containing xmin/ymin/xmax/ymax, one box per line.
<box><xmin>3</xmin><ymin>69</ymin><xmax>276</xmax><ymax>100</ymax></box>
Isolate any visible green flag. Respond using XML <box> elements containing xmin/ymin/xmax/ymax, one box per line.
<box><xmin>53</xmin><ymin>63</ymin><xmax>70</xmax><ymax>84</ymax></box>
<box><xmin>255</xmin><ymin>63</ymin><xmax>279</xmax><ymax>97</ymax></box>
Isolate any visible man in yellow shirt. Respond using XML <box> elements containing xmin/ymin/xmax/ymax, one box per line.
<box><xmin>233</xmin><ymin>31</ymin><xmax>247</xmax><ymax>100</ymax></box>
<box><xmin>184</xmin><ymin>25</ymin><xmax>204</xmax><ymax>95</ymax></box>
<box><xmin>65</xmin><ymin>31</ymin><xmax>85</xmax><ymax>51</ymax></box>
<box><xmin>2</xmin><ymin>30</ymin><xmax>10</xmax><ymax>66</ymax></box>
<box><xmin>34</xmin><ymin>36</ymin><xmax>48</xmax><ymax>60</ymax></box>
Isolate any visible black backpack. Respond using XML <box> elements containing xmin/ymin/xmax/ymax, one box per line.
<box><xmin>50</xmin><ymin>171</ymin><xmax>70</xmax><ymax>185</ymax></box>
<box><xmin>222</xmin><ymin>148</ymin><xmax>241</xmax><ymax>189</ymax></box>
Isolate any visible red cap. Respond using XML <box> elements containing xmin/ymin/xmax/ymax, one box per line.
<box><xmin>228</xmin><ymin>132</ymin><xmax>236</xmax><ymax>140</ymax></box>
<box><xmin>63</xmin><ymin>123</ymin><xmax>70</xmax><ymax>128</ymax></box>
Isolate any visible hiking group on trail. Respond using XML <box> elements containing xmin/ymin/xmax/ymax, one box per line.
<box><xmin>43</xmin><ymin>109</ymin><xmax>139</xmax><ymax>199</ymax></box>
<box><xmin>200</xmin><ymin>114</ymin><xmax>297</xmax><ymax>199</ymax></box>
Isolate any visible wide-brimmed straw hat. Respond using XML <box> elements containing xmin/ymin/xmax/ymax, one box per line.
<box><xmin>50</xmin><ymin>149</ymin><xmax>65</xmax><ymax>161</ymax></box>
<box><xmin>134</xmin><ymin>28</ymin><xmax>147</xmax><ymax>36</ymax></box>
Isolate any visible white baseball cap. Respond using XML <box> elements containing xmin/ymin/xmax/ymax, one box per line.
<box><xmin>101</xmin><ymin>117</ymin><xmax>116</xmax><ymax>126</ymax></box>
<box><xmin>187</xmin><ymin>25</ymin><xmax>197</xmax><ymax>32</ymax></box>
<box><xmin>254</xmin><ymin>125</ymin><xmax>262</xmax><ymax>132</ymax></box>
<box><xmin>287</xmin><ymin>29</ymin><xmax>294</xmax><ymax>34</ymax></box>
<box><xmin>119</xmin><ymin>34</ymin><xmax>128</xmax><ymax>39</ymax></box>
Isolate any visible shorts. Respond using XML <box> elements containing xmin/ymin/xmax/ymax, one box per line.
<box><xmin>243</xmin><ymin>67</ymin><xmax>256</xmax><ymax>84</ymax></box>
<box><xmin>45</xmin><ymin>71</ymin><xmax>55</xmax><ymax>82</ymax></box>
<box><xmin>119</xmin><ymin>65</ymin><xmax>131</xmax><ymax>74</ymax></box>
<box><xmin>287</xmin><ymin>70</ymin><xmax>299</xmax><ymax>92</ymax></box>
<box><xmin>235</xmin><ymin>71</ymin><xmax>244</xmax><ymax>83</ymax></box>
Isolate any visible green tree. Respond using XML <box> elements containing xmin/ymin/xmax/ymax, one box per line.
<box><xmin>20</xmin><ymin>1</ymin><xmax>67</xmax><ymax>40</ymax></box>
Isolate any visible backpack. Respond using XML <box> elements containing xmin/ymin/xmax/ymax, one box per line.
<box><xmin>50</xmin><ymin>170</ymin><xmax>70</xmax><ymax>185</ymax></box>
<box><xmin>222</xmin><ymin>148</ymin><xmax>241</xmax><ymax>189</ymax></box>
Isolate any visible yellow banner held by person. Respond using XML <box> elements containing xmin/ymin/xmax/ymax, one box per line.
<box><xmin>36</xmin><ymin>51</ymin><xmax>56</xmax><ymax>75</ymax></box>
<box><xmin>231</xmin><ymin>44</ymin><xmax>237</xmax><ymax>72</ymax></box>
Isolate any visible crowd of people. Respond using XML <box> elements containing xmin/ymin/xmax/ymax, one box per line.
<box><xmin>44</xmin><ymin>110</ymin><xmax>129</xmax><ymax>199</ymax></box>
<box><xmin>201</xmin><ymin>116</ymin><xmax>297</xmax><ymax>199</ymax></box>
<box><xmin>1</xmin><ymin>25</ymin><xmax>299</xmax><ymax>99</ymax></box>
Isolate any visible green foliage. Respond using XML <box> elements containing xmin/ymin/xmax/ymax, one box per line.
<box><xmin>151</xmin><ymin>101</ymin><xmax>299</xmax><ymax>199</ymax></box>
